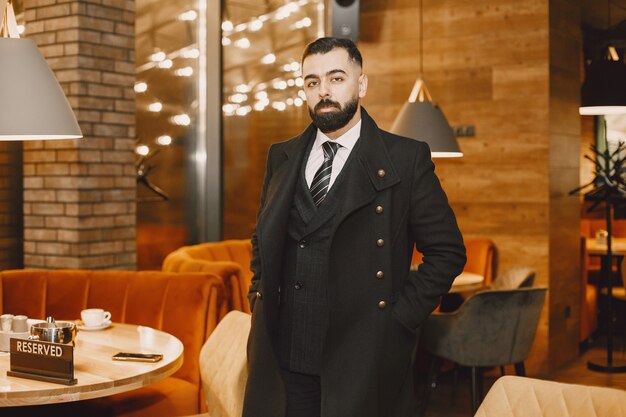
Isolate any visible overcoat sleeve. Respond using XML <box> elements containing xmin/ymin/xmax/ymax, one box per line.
<box><xmin>392</xmin><ymin>141</ymin><xmax>467</xmax><ymax>331</ymax></box>
<box><xmin>247</xmin><ymin>145</ymin><xmax>275</xmax><ymax>312</ymax></box>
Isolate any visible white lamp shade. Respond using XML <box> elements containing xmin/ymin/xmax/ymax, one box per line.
<box><xmin>0</xmin><ymin>38</ymin><xmax>82</xmax><ymax>140</ymax></box>
<box><xmin>390</xmin><ymin>101</ymin><xmax>462</xmax><ymax>158</ymax></box>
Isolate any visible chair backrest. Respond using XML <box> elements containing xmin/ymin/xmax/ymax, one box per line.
<box><xmin>475</xmin><ymin>376</ymin><xmax>626</xmax><ymax>417</ymax></box>
<box><xmin>421</xmin><ymin>287</ymin><xmax>547</xmax><ymax>367</ymax></box>
<box><xmin>163</xmin><ymin>239</ymin><xmax>253</xmax><ymax>313</ymax></box>
<box><xmin>199</xmin><ymin>310</ymin><xmax>251</xmax><ymax>417</ymax></box>
<box><xmin>491</xmin><ymin>266</ymin><xmax>535</xmax><ymax>290</ymax></box>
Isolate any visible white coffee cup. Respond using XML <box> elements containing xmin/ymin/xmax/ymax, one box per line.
<box><xmin>81</xmin><ymin>308</ymin><xmax>111</xmax><ymax>327</ymax></box>
<box><xmin>0</xmin><ymin>314</ymin><xmax>14</xmax><ymax>332</ymax></box>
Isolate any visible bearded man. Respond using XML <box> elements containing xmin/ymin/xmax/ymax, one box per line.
<box><xmin>243</xmin><ymin>37</ymin><xmax>466</xmax><ymax>417</ymax></box>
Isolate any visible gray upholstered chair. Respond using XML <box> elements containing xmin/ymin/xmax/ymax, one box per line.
<box><xmin>420</xmin><ymin>287</ymin><xmax>547</xmax><ymax>415</ymax></box>
<box><xmin>490</xmin><ymin>266</ymin><xmax>535</xmax><ymax>290</ymax></box>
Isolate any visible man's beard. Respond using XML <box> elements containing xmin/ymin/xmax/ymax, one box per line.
<box><xmin>308</xmin><ymin>97</ymin><xmax>359</xmax><ymax>133</ymax></box>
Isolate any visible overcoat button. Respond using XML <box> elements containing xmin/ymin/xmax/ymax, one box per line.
<box><xmin>256</xmin><ymin>291</ymin><xmax>262</xmax><ymax>299</ymax></box>
<box><xmin>375</xmin><ymin>205</ymin><xmax>384</xmax><ymax>214</ymax></box>
<box><xmin>299</xmin><ymin>240</ymin><xmax>307</xmax><ymax>248</ymax></box>
<box><xmin>378</xmin><ymin>300</ymin><xmax>386</xmax><ymax>309</ymax></box>
<box><xmin>294</xmin><ymin>282</ymin><xmax>303</xmax><ymax>290</ymax></box>
<box><xmin>376</xmin><ymin>239</ymin><xmax>385</xmax><ymax>247</ymax></box>
<box><xmin>376</xmin><ymin>271</ymin><xmax>384</xmax><ymax>279</ymax></box>
<box><xmin>377</xmin><ymin>169</ymin><xmax>386</xmax><ymax>178</ymax></box>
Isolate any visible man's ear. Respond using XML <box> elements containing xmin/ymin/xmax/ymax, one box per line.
<box><xmin>358</xmin><ymin>74</ymin><xmax>368</xmax><ymax>98</ymax></box>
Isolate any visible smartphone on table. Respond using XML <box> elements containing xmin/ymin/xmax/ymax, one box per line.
<box><xmin>112</xmin><ymin>352</ymin><xmax>163</xmax><ymax>362</ymax></box>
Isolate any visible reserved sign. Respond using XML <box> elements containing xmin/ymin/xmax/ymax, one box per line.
<box><xmin>7</xmin><ymin>338</ymin><xmax>77</xmax><ymax>385</ymax></box>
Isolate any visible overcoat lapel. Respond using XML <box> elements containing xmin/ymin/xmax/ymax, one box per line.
<box><xmin>334</xmin><ymin>108</ymin><xmax>400</xmax><ymax>228</ymax></box>
<box><xmin>257</xmin><ymin>124</ymin><xmax>315</xmax><ymax>282</ymax></box>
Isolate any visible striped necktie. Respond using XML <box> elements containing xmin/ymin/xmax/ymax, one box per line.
<box><xmin>310</xmin><ymin>141</ymin><xmax>341</xmax><ymax>206</ymax></box>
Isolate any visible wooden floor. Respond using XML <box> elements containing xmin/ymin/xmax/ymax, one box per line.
<box><xmin>419</xmin><ymin>337</ymin><xmax>626</xmax><ymax>417</ymax></box>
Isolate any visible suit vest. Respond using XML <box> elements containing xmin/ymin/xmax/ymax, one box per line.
<box><xmin>278</xmin><ymin>139</ymin><xmax>357</xmax><ymax>375</ymax></box>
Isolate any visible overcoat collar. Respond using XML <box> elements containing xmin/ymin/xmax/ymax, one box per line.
<box><xmin>258</xmin><ymin>107</ymin><xmax>401</xmax><ymax>255</ymax></box>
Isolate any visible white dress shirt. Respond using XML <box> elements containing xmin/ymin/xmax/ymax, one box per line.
<box><xmin>305</xmin><ymin>120</ymin><xmax>361</xmax><ymax>191</ymax></box>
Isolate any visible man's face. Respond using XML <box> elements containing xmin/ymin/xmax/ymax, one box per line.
<box><xmin>301</xmin><ymin>48</ymin><xmax>368</xmax><ymax>134</ymax></box>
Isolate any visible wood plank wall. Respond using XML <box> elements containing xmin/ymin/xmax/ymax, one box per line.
<box><xmin>359</xmin><ymin>0</ymin><xmax>581</xmax><ymax>372</ymax></box>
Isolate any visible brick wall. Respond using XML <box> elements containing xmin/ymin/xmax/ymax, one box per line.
<box><xmin>22</xmin><ymin>0</ymin><xmax>136</xmax><ymax>269</ymax></box>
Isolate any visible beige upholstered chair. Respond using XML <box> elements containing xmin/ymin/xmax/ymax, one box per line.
<box><xmin>475</xmin><ymin>376</ymin><xmax>626</xmax><ymax>417</ymax></box>
<box><xmin>188</xmin><ymin>310</ymin><xmax>250</xmax><ymax>417</ymax></box>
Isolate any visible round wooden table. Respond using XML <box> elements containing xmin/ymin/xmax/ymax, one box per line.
<box><xmin>0</xmin><ymin>323</ymin><xmax>183</xmax><ymax>407</ymax></box>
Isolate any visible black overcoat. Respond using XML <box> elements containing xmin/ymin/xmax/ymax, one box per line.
<box><xmin>243</xmin><ymin>108</ymin><xmax>466</xmax><ymax>417</ymax></box>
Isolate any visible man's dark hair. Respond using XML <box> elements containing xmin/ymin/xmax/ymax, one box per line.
<box><xmin>301</xmin><ymin>37</ymin><xmax>363</xmax><ymax>68</ymax></box>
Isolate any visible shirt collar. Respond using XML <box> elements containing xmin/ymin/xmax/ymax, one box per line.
<box><xmin>313</xmin><ymin>119</ymin><xmax>361</xmax><ymax>151</ymax></box>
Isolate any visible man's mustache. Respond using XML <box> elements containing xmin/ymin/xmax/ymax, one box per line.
<box><xmin>314</xmin><ymin>99</ymin><xmax>341</xmax><ymax>112</ymax></box>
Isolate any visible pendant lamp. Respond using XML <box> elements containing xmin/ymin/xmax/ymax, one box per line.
<box><xmin>579</xmin><ymin>46</ymin><xmax>626</xmax><ymax>115</ymax></box>
<box><xmin>390</xmin><ymin>0</ymin><xmax>462</xmax><ymax>158</ymax></box>
<box><xmin>579</xmin><ymin>0</ymin><xmax>626</xmax><ymax>116</ymax></box>
<box><xmin>0</xmin><ymin>0</ymin><xmax>82</xmax><ymax>140</ymax></box>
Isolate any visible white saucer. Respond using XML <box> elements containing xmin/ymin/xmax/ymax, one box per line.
<box><xmin>77</xmin><ymin>320</ymin><xmax>112</xmax><ymax>331</ymax></box>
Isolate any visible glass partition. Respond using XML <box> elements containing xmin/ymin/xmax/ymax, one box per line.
<box><xmin>222</xmin><ymin>0</ymin><xmax>325</xmax><ymax>238</ymax></box>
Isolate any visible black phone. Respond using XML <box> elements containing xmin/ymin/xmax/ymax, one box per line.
<box><xmin>112</xmin><ymin>352</ymin><xmax>163</xmax><ymax>363</ymax></box>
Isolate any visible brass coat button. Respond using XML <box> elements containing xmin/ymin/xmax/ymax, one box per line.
<box><xmin>378</xmin><ymin>300</ymin><xmax>386</xmax><ymax>309</ymax></box>
<box><xmin>375</xmin><ymin>205</ymin><xmax>384</xmax><ymax>214</ymax></box>
<box><xmin>376</xmin><ymin>239</ymin><xmax>385</xmax><ymax>247</ymax></box>
<box><xmin>376</xmin><ymin>271</ymin><xmax>384</xmax><ymax>279</ymax></box>
<box><xmin>256</xmin><ymin>291</ymin><xmax>262</xmax><ymax>299</ymax></box>
<box><xmin>377</xmin><ymin>169</ymin><xmax>386</xmax><ymax>178</ymax></box>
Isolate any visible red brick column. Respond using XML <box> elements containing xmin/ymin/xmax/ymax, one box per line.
<box><xmin>22</xmin><ymin>0</ymin><xmax>136</xmax><ymax>269</ymax></box>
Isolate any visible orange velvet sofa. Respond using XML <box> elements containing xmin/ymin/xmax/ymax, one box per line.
<box><xmin>163</xmin><ymin>239</ymin><xmax>253</xmax><ymax>314</ymax></box>
<box><xmin>0</xmin><ymin>270</ymin><xmax>227</xmax><ymax>417</ymax></box>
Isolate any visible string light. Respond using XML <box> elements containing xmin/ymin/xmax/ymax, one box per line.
<box><xmin>157</xmin><ymin>135</ymin><xmax>172</xmax><ymax>145</ymax></box>
<box><xmin>134</xmin><ymin>82</ymin><xmax>148</xmax><ymax>93</ymax></box>
<box><xmin>294</xmin><ymin>97</ymin><xmax>304</xmax><ymax>107</ymax></box>
<box><xmin>136</xmin><ymin>145</ymin><xmax>150</xmax><ymax>156</ymax></box>
<box><xmin>148</xmin><ymin>102</ymin><xmax>163</xmax><ymax>112</ymax></box>
<box><xmin>235</xmin><ymin>84</ymin><xmax>251</xmax><ymax>93</ymax></box>
<box><xmin>272</xmin><ymin>102</ymin><xmax>287</xmax><ymax>111</ymax></box>
<box><xmin>261</xmin><ymin>53</ymin><xmax>276</xmax><ymax>64</ymax></box>
<box><xmin>234</xmin><ymin>38</ymin><xmax>251</xmax><ymax>49</ymax></box>
<box><xmin>178</xmin><ymin>10</ymin><xmax>198</xmax><ymax>21</ymax></box>
<box><xmin>180</xmin><ymin>48</ymin><xmax>200</xmax><ymax>59</ymax></box>
<box><xmin>172</xmin><ymin>114</ymin><xmax>191</xmax><ymax>126</ymax></box>
<box><xmin>236</xmin><ymin>106</ymin><xmax>252</xmax><ymax>116</ymax></box>
<box><xmin>230</xmin><ymin>93</ymin><xmax>248</xmax><ymax>104</ymax></box>
<box><xmin>249</xmin><ymin>19</ymin><xmax>263</xmax><ymax>31</ymax></box>
<box><xmin>158</xmin><ymin>59</ymin><xmax>173</xmax><ymax>68</ymax></box>
<box><xmin>150</xmin><ymin>51</ymin><xmax>166</xmax><ymax>62</ymax></box>
<box><xmin>17</xmin><ymin>25</ymin><xmax>25</xmax><ymax>34</ymax></box>
<box><xmin>222</xmin><ymin>20</ymin><xmax>234</xmax><ymax>31</ymax></box>
<box><xmin>222</xmin><ymin>37</ymin><xmax>231</xmax><ymax>46</ymax></box>
<box><xmin>175</xmin><ymin>67</ymin><xmax>194</xmax><ymax>77</ymax></box>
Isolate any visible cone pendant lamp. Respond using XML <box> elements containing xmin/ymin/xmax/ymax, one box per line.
<box><xmin>390</xmin><ymin>0</ymin><xmax>461</xmax><ymax>158</ymax></box>
<box><xmin>0</xmin><ymin>0</ymin><xmax>82</xmax><ymax>140</ymax></box>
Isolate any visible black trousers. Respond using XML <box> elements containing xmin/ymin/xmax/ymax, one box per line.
<box><xmin>281</xmin><ymin>368</ymin><xmax>321</xmax><ymax>417</ymax></box>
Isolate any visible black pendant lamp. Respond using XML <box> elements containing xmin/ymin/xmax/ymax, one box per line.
<box><xmin>580</xmin><ymin>48</ymin><xmax>626</xmax><ymax>115</ymax></box>
<box><xmin>390</xmin><ymin>0</ymin><xmax>462</xmax><ymax>158</ymax></box>
<box><xmin>579</xmin><ymin>0</ymin><xmax>626</xmax><ymax>116</ymax></box>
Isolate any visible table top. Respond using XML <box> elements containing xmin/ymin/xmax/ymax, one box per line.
<box><xmin>450</xmin><ymin>272</ymin><xmax>485</xmax><ymax>293</ymax></box>
<box><xmin>0</xmin><ymin>323</ymin><xmax>184</xmax><ymax>407</ymax></box>
<box><xmin>586</xmin><ymin>237</ymin><xmax>626</xmax><ymax>256</ymax></box>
